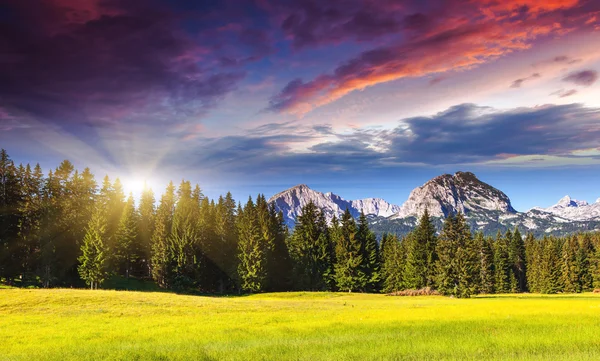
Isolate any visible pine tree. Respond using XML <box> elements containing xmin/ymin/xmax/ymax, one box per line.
<box><xmin>381</xmin><ymin>234</ymin><xmax>406</xmax><ymax>293</ymax></box>
<box><xmin>436</xmin><ymin>213</ymin><xmax>477</xmax><ymax>297</ymax></box>
<box><xmin>435</xmin><ymin>214</ymin><xmax>457</xmax><ymax>296</ymax></box>
<box><xmin>333</xmin><ymin>209</ymin><xmax>365</xmax><ymax>292</ymax></box>
<box><xmin>561</xmin><ymin>235</ymin><xmax>579</xmax><ymax>293</ymax></box>
<box><xmin>198</xmin><ymin>196</ymin><xmax>218</xmax><ymax>291</ymax></box>
<box><xmin>39</xmin><ymin>169</ymin><xmax>60</xmax><ymax>287</ymax></box>
<box><xmin>137</xmin><ymin>184</ymin><xmax>155</xmax><ymax>278</ymax></box>
<box><xmin>539</xmin><ymin>236</ymin><xmax>562</xmax><ymax>294</ymax></box>
<box><xmin>403</xmin><ymin>231</ymin><xmax>425</xmax><ymax>289</ymax></box>
<box><xmin>454</xmin><ymin>214</ymin><xmax>478</xmax><ymax>298</ymax></box>
<box><xmin>494</xmin><ymin>231</ymin><xmax>511</xmax><ymax>293</ymax></box>
<box><xmin>577</xmin><ymin>234</ymin><xmax>594</xmax><ymax>291</ymax></box>
<box><xmin>477</xmin><ymin>232</ymin><xmax>495</xmax><ymax>294</ymax></box>
<box><xmin>78</xmin><ymin>208</ymin><xmax>108</xmax><ymax>289</ymax></box>
<box><xmin>214</xmin><ymin>192</ymin><xmax>239</xmax><ymax>292</ymax></box>
<box><xmin>510</xmin><ymin>227</ymin><xmax>527</xmax><ymax>292</ymax></box>
<box><xmin>114</xmin><ymin>194</ymin><xmax>139</xmax><ymax>280</ymax></box>
<box><xmin>151</xmin><ymin>182</ymin><xmax>175</xmax><ymax>288</ymax></box>
<box><xmin>357</xmin><ymin>212</ymin><xmax>380</xmax><ymax>292</ymax></box>
<box><xmin>237</xmin><ymin>196</ymin><xmax>267</xmax><ymax>292</ymax></box>
<box><xmin>169</xmin><ymin>181</ymin><xmax>201</xmax><ymax>290</ymax></box>
<box><xmin>267</xmin><ymin>205</ymin><xmax>291</xmax><ymax>291</ymax></box>
<box><xmin>288</xmin><ymin>201</ymin><xmax>331</xmax><ymax>291</ymax></box>
<box><xmin>0</xmin><ymin>150</ymin><xmax>21</xmax><ymax>284</ymax></box>
<box><xmin>417</xmin><ymin>209</ymin><xmax>437</xmax><ymax>287</ymax></box>
<box><xmin>525</xmin><ymin>233</ymin><xmax>541</xmax><ymax>292</ymax></box>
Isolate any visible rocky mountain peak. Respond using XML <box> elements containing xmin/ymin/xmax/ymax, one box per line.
<box><xmin>268</xmin><ymin>185</ymin><xmax>400</xmax><ymax>227</ymax></box>
<box><xmin>555</xmin><ymin>195</ymin><xmax>588</xmax><ymax>208</ymax></box>
<box><xmin>393</xmin><ymin>171</ymin><xmax>516</xmax><ymax>219</ymax></box>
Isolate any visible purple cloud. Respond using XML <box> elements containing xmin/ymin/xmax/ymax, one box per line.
<box><xmin>0</xmin><ymin>0</ymin><xmax>275</xmax><ymax>129</ymax></box>
<box><xmin>562</xmin><ymin>70</ymin><xmax>598</xmax><ymax>86</ymax></box>
<box><xmin>510</xmin><ymin>73</ymin><xmax>541</xmax><ymax>88</ymax></box>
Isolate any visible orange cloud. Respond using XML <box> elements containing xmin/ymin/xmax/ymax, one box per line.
<box><xmin>269</xmin><ymin>0</ymin><xmax>594</xmax><ymax>115</ymax></box>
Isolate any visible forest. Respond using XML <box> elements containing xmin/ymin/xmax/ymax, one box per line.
<box><xmin>1</xmin><ymin>149</ymin><xmax>599</xmax><ymax>297</ymax></box>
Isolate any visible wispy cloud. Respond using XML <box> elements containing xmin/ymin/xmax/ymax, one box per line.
<box><xmin>562</xmin><ymin>70</ymin><xmax>598</xmax><ymax>86</ymax></box>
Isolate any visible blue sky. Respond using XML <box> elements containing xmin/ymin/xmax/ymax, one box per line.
<box><xmin>1</xmin><ymin>0</ymin><xmax>600</xmax><ymax>210</ymax></box>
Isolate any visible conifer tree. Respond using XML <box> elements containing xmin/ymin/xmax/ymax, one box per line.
<box><xmin>494</xmin><ymin>231</ymin><xmax>512</xmax><ymax>293</ymax></box>
<box><xmin>39</xmin><ymin>169</ymin><xmax>60</xmax><ymax>287</ymax></box>
<box><xmin>334</xmin><ymin>209</ymin><xmax>365</xmax><ymax>292</ymax></box>
<box><xmin>198</xmin><ymin>196</ymin><xmax>218</xmax><ymax>291</ymax></box>
<box><xmin>288</xmin><ymin>201</ymin><xmax>331</xmax><ymax>291</ymax></box>
<box><xmin>114</xmin><ymin>194</ymin><xmax>139</xmax><ymax>280</ymax></box>
<box><xmin>151</xmin><ymin>182</ymin><xmax>175</xmax><ymax>288</ymax></box>
<box><xmin>436</xmin><ymin>214</ymin><xmax>457</xmax><ymax>296</ymax></box>
<box><xmin>525</xmin><ymin>233</ymin><xmax>541</xmax><ymax>292</ymax></box>
<box><xmin>454</xmin><ymin>213</ymin><xmax>478</xmax><ymax>298</ymax></box>
<box><xmin>169</xmin><ymin>181</ymin><xmax>201</xmax><ymax>290</ymax></box>
<box><xmin>357</xmin><ymin>212</ymin><xmax>380</xmax><ymax>292</ymax></box>
<box><xmin>539</xmin><ymin>236</ymin><xmax>562</xmax><ymax>294</ymax></box>
<box><xmin>214</xmin><ymin>192</ymin><xmax>239</xmax><ymax>292</ymax></box>
<box><xmin>267</xmin><ymin>205</ymin><xmax>291</xmax><ymax>291</ymax></box>
<box><xmin>510</xmin><ymin>228</ymin><xmax>527</xmax><ymax>292</ymax></box>
<box><xmin>436</xmin><ymin>213</ymin><xmax>477</xmax><ymax>297</ymax></box>
<box><xmin>78</xmin><ymin>208</ymin><xmax>108</xmax><ymax>289</ymax></box>
<box><xmin>137</xmin><ymin>184</ymin><xmax>155</xmax><ymax>277</ymax></box>
<box><xmin>593</xmin><ymin>237</ymin><xmax>600</xmax><ymax>290</ymax></box>
<box><xmin>561</xmin><ymin>236</ymin><xmax>579</xmax><ymax>293</ymax></box>
<box><xmin>403</xmin><ymin>231</ymin><xmax>425</xmax><ymax>289</ymax></box>
<box><xmin>577</xmin><ymin>234</ymin><xmax>594</xmax><ymax>291</ymax></box>
<box><xmin>417</xmin><ymin>209</ymin><xmax>437</xmax><ymax>287</ymax></box>
<box><xmin>477</xmin><ymin>232</ymin><xmax>495</xmax><ymax>294</ymax></box>
<box><xmin>381</xmin><ymin>234</ymin><xmax>406</xmax><ymax>293</ymax></box>
<box><xmin>237</xmin><ymin>196</ymin><xmax>267</xmax><ymax>292</ymax></box>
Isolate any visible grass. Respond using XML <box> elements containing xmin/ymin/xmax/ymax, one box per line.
<box><xmin>1</xmin><ymin>290</ymin><xmax>600</xmax><ymax>360</ymax></box>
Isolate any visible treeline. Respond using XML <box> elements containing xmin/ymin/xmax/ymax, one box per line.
<box><xmin>381</xmin><ymin>211</ymin><xmax>600</xmax><ymax>297</ymax></box>
<box><xmin>1</xmin><ymin>149</ymin><xmax>600</xmax><ymax>296</ymax></box>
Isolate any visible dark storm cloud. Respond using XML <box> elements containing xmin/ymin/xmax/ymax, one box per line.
<box><xmin>562</xmin><ymin>70</ymin><xmax>598</xmax><ymax>86</ymax></box>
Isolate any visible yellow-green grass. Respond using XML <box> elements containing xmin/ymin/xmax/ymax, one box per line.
<box><xmin>1</xmin><ymin>290</ymin><xmax>600</xmax><ymax>360</ymax></box>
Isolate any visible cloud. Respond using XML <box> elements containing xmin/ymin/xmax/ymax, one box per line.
<box><xmin>185</xmin><ymin>103</ymin><xmax>600</xmax><ymax>175</ymax></box>
<box><xmin>562</xmin><ymin>70</ymin><xmax>599</xmax><ymax>86</ymax></box>
<box><xmin>268</xmin><ymin>0</ymin><xmax>599</xmax><ymax>114</ymax></box>
<box><xmin>0</xmin><ymin>0</ymin><xmax>275</xmax><ymax>129</ymax></box>
<box><xmin>510</xmin><ymin>73</ymin><xmax>541</xmax><ymax>88</ymax></box>
<box><xmin>535</xmin><ymin>55</ymin><xmax>582</xmax><ymax>66</ymax></box>
<box><xmin>551</xmin><ymin>89</ymin><xmax>578</xmax><ymax>98</ymax></box>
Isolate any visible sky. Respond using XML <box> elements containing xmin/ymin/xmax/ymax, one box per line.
<box><xmin>1</xmin><ymin>0</ymin><xmax>600</xmax><ymax>211</ymax></box>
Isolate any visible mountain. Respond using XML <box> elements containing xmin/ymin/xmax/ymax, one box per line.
<box><xmin>269</xmin><ymin>172</ymin><xmax>600</xmax><ymax>237</ymax></box>
<box><xmin>268</xmin><ymin>184</ymin><xmax>400</xmax><ymax>227</ymax></box>
<box><xmin>393</xmin><ymin>171</ymin><xmax>516</xmax><ymax>219</ymax></box>
<box><xmin>531</xmin><ymin>196</ymin><xmax>600</xmax><ymax>221</ymax></box>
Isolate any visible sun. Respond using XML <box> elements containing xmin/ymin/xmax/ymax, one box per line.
<box><xmin>122</xmin><ymin>176</ymin><xmax>150</xmax><ymax>195</ymax></box>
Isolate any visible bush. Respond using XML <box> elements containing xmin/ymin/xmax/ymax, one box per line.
<box><xmin>387</xmin><ymin>287</ymin><xmax>440</xmax><ymax>296</ymax></box>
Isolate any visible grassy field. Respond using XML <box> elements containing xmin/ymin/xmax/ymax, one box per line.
<box><xmin>1</xmin><ymin>289</ymin><xmax>600</xmax><ymax>360</ymax></box>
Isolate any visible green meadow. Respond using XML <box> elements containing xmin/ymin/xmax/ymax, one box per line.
<box><xmin>1</xmin><ymin>289</ymin><xmax>600</xmax><ymax>360</ymax></box>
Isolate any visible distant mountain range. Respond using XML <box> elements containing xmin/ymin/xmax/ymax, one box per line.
<box><xmin>268</xmin><ymin>172</ymin><xmax>600</xmax><ymax>237</ymax></box>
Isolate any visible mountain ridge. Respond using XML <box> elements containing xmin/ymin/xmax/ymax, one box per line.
<box><xmin>268</xmin><ymin>172</ymin><xmax>600</xmax><ymax>237</ymax></box>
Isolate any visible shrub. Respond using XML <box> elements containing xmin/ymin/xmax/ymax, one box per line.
<box><xmin>387</xmin><ymin>287</ymin><xmax>440</xmax><ymax>296</ymax></box>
